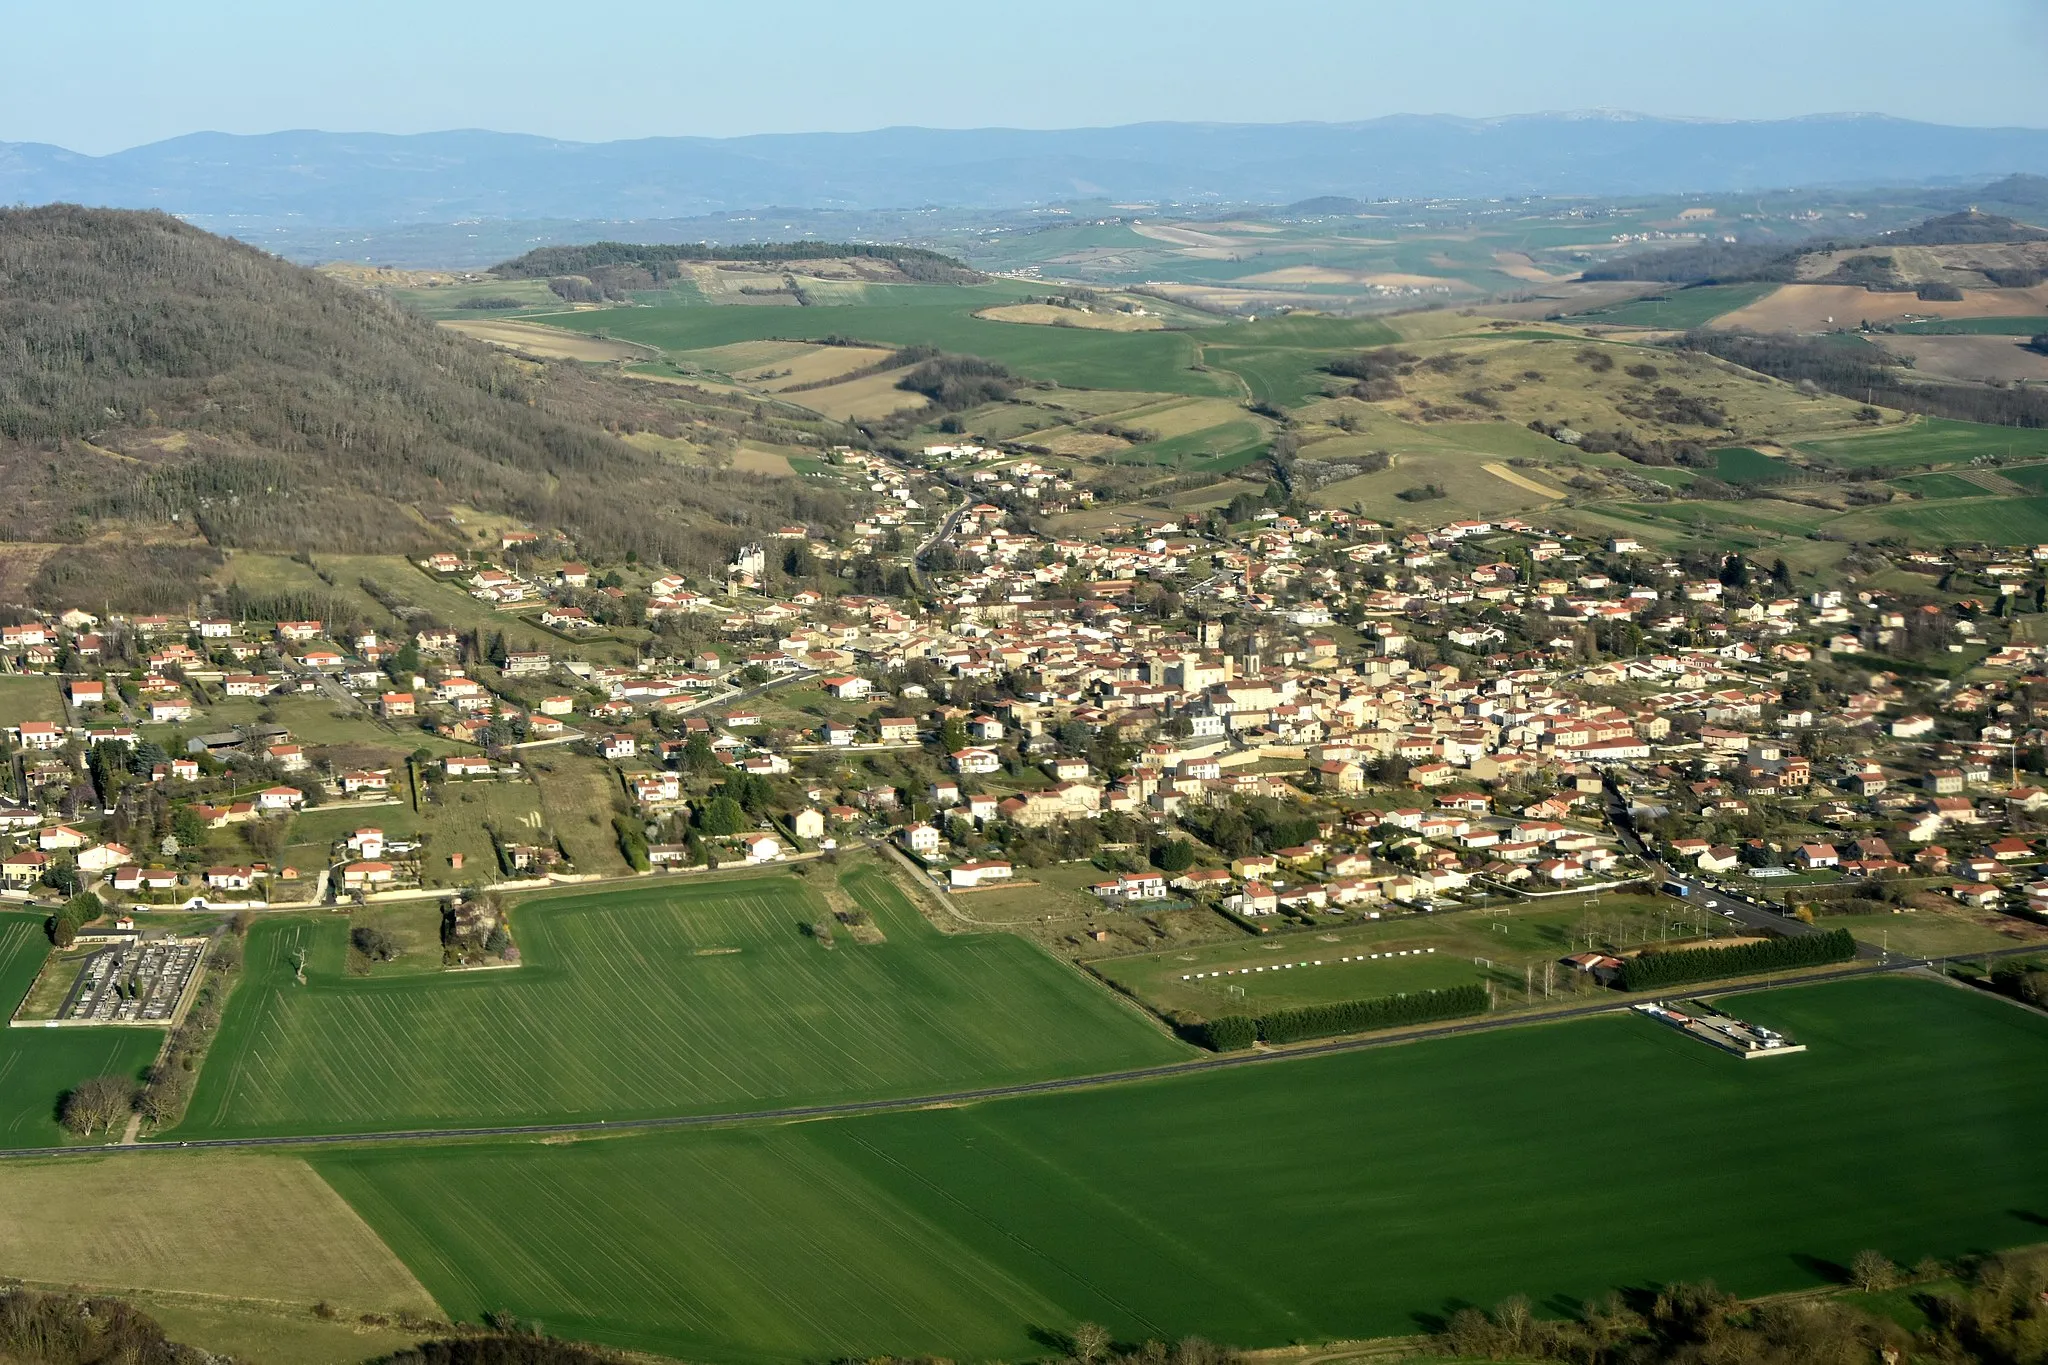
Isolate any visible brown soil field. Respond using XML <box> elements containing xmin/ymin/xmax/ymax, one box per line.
<box><xmin>1037</xmin><ymin>430</ymin><xmax>1134</xmax><ymax>457</ymax></box>
<box><xmin>976</xmin><ymin>303</ymin><xmax>1165</xmax><ymax>331</ymax></box>
<box><xmin>730</xmin><ymin>445</ymin><xmax>797</xmax><ymax>476</ymax></box>
<box><xmin>1715</xmin><ymin>282</ymin><xmax>2048</xmax><ymax>331</ymax></box>
<box><xmin>1878</xmin><ymin>334</ymin><xmax>2048</xmax><ymax>383</ymax></box>
<box><xmin>1131</xmin><ymin>223</ymin><xmax>1256</xmax><ymax>249</ymax></box>
<box><xmin>745</xmin><ymin>344</ymin><xmax>898</xmax><ymax>390</ymax></box>
<box><xmin>439</xmin><ymin>319</ymin><xmax>654</xmax><ymax>362</ymax></box>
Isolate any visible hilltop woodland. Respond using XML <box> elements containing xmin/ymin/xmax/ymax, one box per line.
<box><xmin>0</xmin><ymin>207</ymin><xmax>851</xmax><ymax>606</ymax></box>
<box><xmin>489</xmin><ymin>240</ymin><xmax>987</xmax><ymax>297</ymax></box>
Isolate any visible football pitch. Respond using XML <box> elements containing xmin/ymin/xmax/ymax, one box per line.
<box><xmin>312</xmin><ymin>976</ymin><xmax>2048</xmax><ymax>1363</ymax></box>
<box><xmin>174</xmin><ymin>866</ymin><xmax>1187</xmax><ymax>1138</ymax></box>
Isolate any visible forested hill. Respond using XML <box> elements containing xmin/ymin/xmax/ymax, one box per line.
<box><xmin>0</xmin><ymin>206</ymin><xmax>843</xmax><ymax>597</ymax></box>
<box><xmin>490</xmin><ymin>240</ymin><xmax>982</xmax><ymax>284</ymax></box>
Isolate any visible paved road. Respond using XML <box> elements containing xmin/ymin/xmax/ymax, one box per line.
<box><xmin>6</xmin><ymin>946</ymin><xmax>2032</xmax><ymax>1162</ymax></box>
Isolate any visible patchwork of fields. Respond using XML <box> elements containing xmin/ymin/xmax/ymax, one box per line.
<box><xmin>174</xmin><ymin>867</ymin><xmax>1186</xmax><ymax>1138</ymax></box>
<box><xmin>313</xmin><ymin>977</ymin><xmax>2048</xmax><ymax>1363</ymax></box>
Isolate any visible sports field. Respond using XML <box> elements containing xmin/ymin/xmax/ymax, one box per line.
<box><xmin>0</xmin><ymin>914</ymin><xmax>164</xmax><ymax>1143</ymax></box>
<box><xmin>173</xmin><ymin>866</ymin><xmax>1186</xmax><ymax>1138</ymax></box>
<box><xmin>1090</xmin><ymin>894</ymin><xmax>1731</xmax><ymax>1017</ymax></box>
<box><xmin>314</xmin><ymin>977</ymin><xmax>2048</xmax><ymax>1363</ymax></box>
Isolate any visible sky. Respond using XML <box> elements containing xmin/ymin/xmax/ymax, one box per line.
<box><xmin>6</xmin><ymin>0</ymin><xmax>2047</xmax><ymax>155</ymax></box>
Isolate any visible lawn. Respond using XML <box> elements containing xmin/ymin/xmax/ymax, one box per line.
<box><xmin>0</xmin><ymin>1151</ymin><xmax>435</xmax><ymax>1312</ymax></box>
<box><xmin>1090</xmin><ymin>894</ymin><xmax>1734</xmax><ymax>1017</ymax></box>
<box><xmin>0</xmin><ymin>675</ymin><xmax>64</xmax><ymax>727</ymax></box>
<box><xmin>314</xmin><ymin>977</ymin><xmax>2048</xmax><ymax>1364</ymax></box>
<box><xmin>1796</xmin><ymin>417</ymin><xmax>2048</xmax><ymax>469</ymax></box>
<box><xmin>1565</xmin><ymin>282</ymin><xmax>1777</xmax><ymax>329</ymax></box>
<box><xmin>0</xmin><ymin>914</ymin><xmax>165</xmax><ymax>1143</ymax></box>
<box><xmin>171</xmin><ymin>864</ymin><xmax>1186</xmax><ymax>1138</ymax></box>
<box><xmin>534</xmin><ymin>303</ymin><xmax>1236</xmax><ymax>397</ymax></box>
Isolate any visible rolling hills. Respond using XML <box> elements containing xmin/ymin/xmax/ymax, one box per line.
<box><xmin>0</xmin><ymin>206</ymin><xmax>851</xmax><ymax>605</ymax></box>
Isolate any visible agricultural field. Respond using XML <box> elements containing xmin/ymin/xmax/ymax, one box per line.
<box><xmin>1844</xmin><ymin>494</ymin><xmax>2048</xmax><ymax>548</ymax></box>
<box><xmin>1090</xmin><ymin>894</ymin><xmax>1739</xmax><ymax>1018</ymax></box>
<box><xmin>172</xmin><ymin>864</ymin><xmax>1185</xmax><ymax>1138</ymax></box>
<box><xmin>1796</xmin><ymin>417</ymin><xmax>2048</xmax><ymax>468</ymax></box>
<box><xmin>1816</xmin><ymin>906</ymin><xmax>2048</xmax><ymax>959</ymax></box>
<box><xmin>534</xmin><ymin>301</ymin><xmax>1236</xmax><ymax>396</ymax></box>
<box><xmin>1896</xmin><ymin>315</ymin><xmax>2048</xmax><ymax>335</ymax></box>
<box><xmin>314</xmin><ymin>977</ymin><xmax>2048</xmax><ymax>1364</ymax></box>
<box><xmin>1565</xmin><ymin>283</ymin><xmax>1778</xmax><ymax>330</ymax></box>
<box><xmin>0</xmin><ymin>1151</ymin><xmax>436</xmax><ymax>1312</ymax></box>
<box><xmin>0</xmin><ymin>914</ymin><xmax>165</xmax><ymax>1143</ymax></box>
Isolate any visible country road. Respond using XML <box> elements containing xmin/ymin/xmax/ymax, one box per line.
<box><xmin>4</xmin><ymin>946</ymin><xmax>2032</xmax><ymax>1162</ymax></box>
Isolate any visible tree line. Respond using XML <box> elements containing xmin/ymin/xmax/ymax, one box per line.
<box><xmin>1616</xmin><ymin>928</ymin><xmax>1855</xmax><ymax>992</ymax></box>
<box><xmin>1675</xmin><ymin>330</ymin><xmax>2048</xmax><ymax>431</ymax></box>
<box><xmin>488</xmin><ymin>240</ymin><xmax>984</xmax><ymax>285</ymax></box>
<box><xmin>1188</xmin><ymin>984</ymin><xmax>1489</xmax><ymax>1051</ymax></box>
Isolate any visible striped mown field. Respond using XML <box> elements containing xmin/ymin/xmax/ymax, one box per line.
<box><xmin>175</xmin><ymin>866</ymin><xmax>1184</xmax><ymax>1138</ymax></box>
<box><xmin>315</xmin><ymin>976</ymin><xmax>2048</xmax><ymax>1364</ymax></box>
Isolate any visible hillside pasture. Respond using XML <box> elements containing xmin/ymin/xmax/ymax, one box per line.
<box><xmin>317</xmin><ymin>977</ymin><xmax>2048</xmax><ymax>1364</ymax></box>
<box><xmin>172</xmin><ymin>866</ymin><xmax>1185</xmax><ymax>1138</ymax></box>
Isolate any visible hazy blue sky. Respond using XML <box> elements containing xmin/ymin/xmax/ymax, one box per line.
<box><xmin>9</xmin><ymin>0</ymin><xmax>2046</xmax><ymax>154</ymax></box>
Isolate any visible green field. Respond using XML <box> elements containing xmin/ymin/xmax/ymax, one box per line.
<box><xmin>314</xmin><ymin>977</ymin><xmax>2048</xmax><ymax>1363</ymax></box>
<box><xmin>535</xmin><ymin>303</ymin><xmax>1236</xmax><ymax>396</ymax></box>
<box><xmin>1711</xmin><ymin>446</ymin><xmax>1790</xmax><ymax>484</ymax></box>
<box><xmin>1856</xmin><ymin>494</ymin><xmax>2048</xmax><ymax>547</ymax></box>
<box><xmin>173</xmin><ymin>865</ymin><xmax>1186</xmax><ymax>1138</ymax></box>
<box><xmin>1565</xmin><ymin>283</ymin><xmax>1777</xmax><ymax>330</ymax></box>
<box><xmin>1997</xmin><ymin>462</ymin><xmax>2048</xmax><ymax>494</ymax></box>
<box><xmin>0</xmin><ymin>915</ymin><xmax>164</xmax><ymax>1143</ymax></box>
<box><xmin>1797</xmin><ymin>417</ymin><xmax>2048</xmax><ymax>468</ymax></box>
<box><xmin>1891</xmin><ymin>471</ymin><xmax>1992</xmax><ymax>499</ymax></box>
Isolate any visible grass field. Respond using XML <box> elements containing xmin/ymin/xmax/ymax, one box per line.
<box><xmin>314</xmin><ymin>977</ymin><xmax>2048</xmax><ymax>1363</ymax></box>
<box><xmin>0</xmin><ymin>915</ymin><xmax>166</xmax><ymax>1142</ymax></box>
<box><xmin>1852</xmin><ymin>494</ymin><xmax>2048</xmax><ymax>547</ymax></box>
<box><xmin>1796</xmin><ymin>417</ymin><xmax>2048</xmax><ymax>469</ymax></box>
<box><xmin>1816</xmin><ymin>908</ymin><xmax>2047</xmax><ymax>958</ymax></box>
<box><xmin>1090</xmin><ymin>895</ymin><xmax>1733</xmax><ymax>1017</ymax></box>
<box><xmin>0</xmin><ymin>1151</ymin><xmax>436</xmax><ymax>1311</ymax></box>
<box><xmin>1891</xmin><ymin>472</ymin><xmax>1990</xmax><ymax>499</ymax></box>
<box><xmin>0</xmin><ymin>675</ymin><xmax>64</xmax><ymax>726</ymax></box>
<box><xmin>1565</xmin><ymin>283</ymin><xmax>1778</xmax><ymax>329</ymax></box>
<box><xmin>1711</xmin><ymin>446</ymin><xmax>1789</xmax><ymax>483</ymax></box>
<box><xmin>172</xmin><ymin>865</ymin><xmax>1185</xmax><ymax>1138</ymax></box>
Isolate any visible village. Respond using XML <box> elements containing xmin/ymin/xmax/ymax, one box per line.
<box><xmin>2</xmin><ymin>440</ymin><xmax>2048</xmax><ymax>965</ymax></box>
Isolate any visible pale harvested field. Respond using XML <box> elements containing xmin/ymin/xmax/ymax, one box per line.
<box><xmin>1236</xmin><ymin>266</ymin><xmax>1459</xmax><ymax>289</ymax></box>
<box><xmin>0</xmin><ymin>1153</ymin><xmax>437</xmax><ymax>1311</ymax></box>
<box><xmin>1118</xmin><ymin>396</ymin><xmax>1255</xmax><ymax>439</ymax></box>
<box><xmin>1716</xmin><ymin>282</ymin><xmax>2048</xmax><ymax>331</ymax></box>
<box><xmin>976</xmin><ymin>303</ymin><xmax>1164</xmax><ymax>331</ymax></box>
<box><xmin>440</xmin><ymin>319</ymin><xmax>652</xmax><ymax>362</ymax></box>
<box><xmin>746</xmin><ymin>344</ymin><xmax>896</xmax><ymax>390</ymax></box>
<box><xmin>783</xmin><ymin>370</ymin><xmax>932</xmax><ymax>423</ymax></box>
<box><xmin>680</xmin><ymin>339</ymin><xmax>817</xmax><ymax>372</ymax></box>
<box><xmin>1484</xmin><ymin>462</ymin><xmax>1565</xmax><ymax>498</ymax></box>
<box><xmin>1878</xmin><ymin>334</ymin><xmax>2048</xmax><ymax>383</ymax></box>
<box><xmin>731</xmin><ymin>444</ymin><xmax>796</xmax><ymax>476</ymax></box>
<box><xmin>1493</xmin><ymin>251</ymin><xmax>1562</xmax><ymax>282</ymax></box>
<box><xmin>1132</xmin><ymin>223</ymin><xmax>1257</xmax><ymax>248</ymax></box>
<box><xmin>1039</xmin><ymin>430</ymin><xmax>1134</xmax><ymax>457</ymax></box>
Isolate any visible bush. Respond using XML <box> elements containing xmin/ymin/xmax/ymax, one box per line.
<box><xmin>1151</xmin><ymin>840</ymin><xmax>1197</xmax><ymax>873</ymax></box>
<box><xmin>350</xmin><ymin>925</ymin><xmax>401</xmax><ymax>962</ymax></box>
<box><xmin>1616</xmin><ymin>928</ymin><xmax>1855</xmax><ymax>991</ymax></box>
<box><xmin>611</xmin><ymin>814</ymin><xmax>650</xmax><ymax>872</ymax></box>
<box><xmin>1188</xmin><ymin>1015</ymin><xmax>1258</xmax><ymax>1051</ymax></box>
<box><xmin>1256</xmin><ymin>985</ymin><xmax>1488</xmax><ymax>1044</ymax></box>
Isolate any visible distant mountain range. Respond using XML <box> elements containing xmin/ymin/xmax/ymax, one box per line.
<box><xmin>7</xmin><ymin>114</ymin><xmax>2048</xmax><ymax>227</ymax></box>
